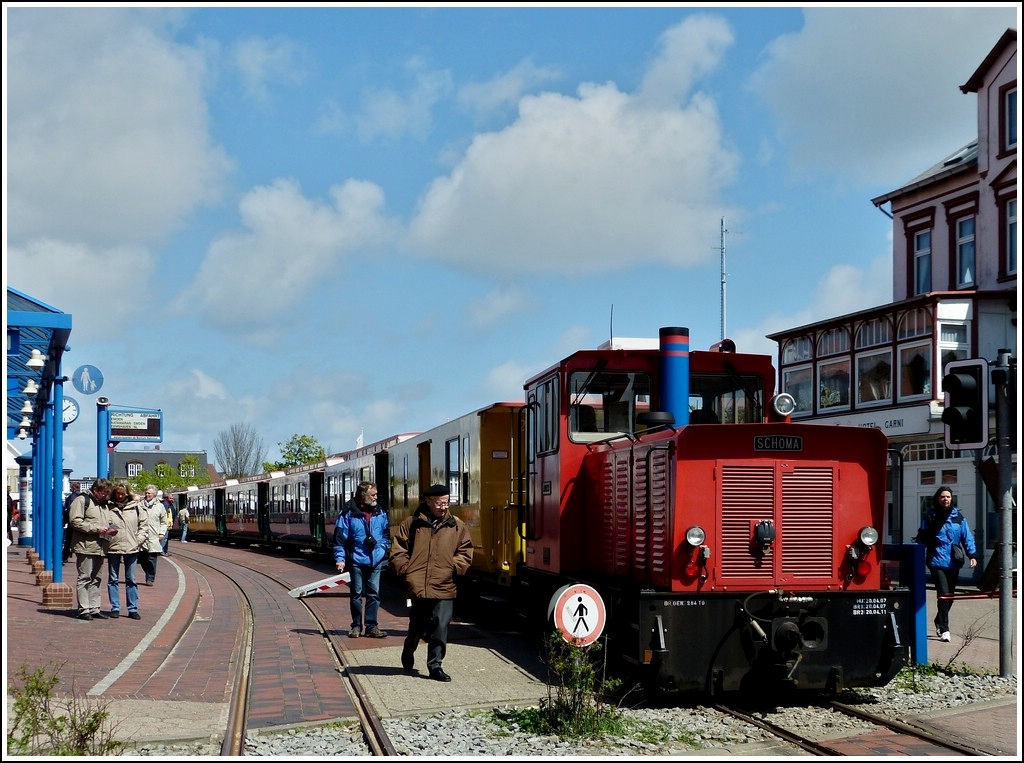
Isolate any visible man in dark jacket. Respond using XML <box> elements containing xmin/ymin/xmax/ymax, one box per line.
<box><xmin>390</xmin><ymin>484</ymin><xmax>473</xmax><ymax>682</ymax></box>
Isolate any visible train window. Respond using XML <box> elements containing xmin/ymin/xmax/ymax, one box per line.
<box><xmin>446</xmin><ymin>437</ymin><xmax>461</xmax><ymax>504</ymax></box>
<box><xmin>690</xmin><ymin>372</ymin><xmax>765</xmax><ymax>423</ymax></box>
<box><xmin>533</xmin><ymin>377</ymin><xmax>558</xmax><ymax>454</ymax></box>
<box><xmin>567</xmin><ymin>370</ymin><xmax>651</xmax><ymax>441</ymax></box>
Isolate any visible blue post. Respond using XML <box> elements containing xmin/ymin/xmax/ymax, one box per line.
<box><xmin>885</xmin><ymin>542</ymin><xmax>928</xmax><ymax>665</ymax></box>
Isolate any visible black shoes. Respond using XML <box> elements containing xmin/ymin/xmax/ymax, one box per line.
<box><xmin>109</xmin><ymin>611</ymin><xmax>120</xmax><ymax>618</ymax></box>
<box><xmin>365</xmin><ymin>628</ymin><xmax>388</xmax><ymax>639</ymax></box>
<box><xmin>401</xmin><ymin>650</ymin><xmax>415</xmax><ymax>672</ymax></box>
<box><xmin>93</xmin><ymin>611</ymin><xmax>109</xmax><ymax>619</ymax></box>
<box><xmin>77</xmin><ymin>612</ymin><xmax>93</xmax><ymax>621</ymax></box>
<box><xmin>129</xmin><ymin>612</ymin><xmax>141</xmax><ymax>620</ymax></box>
<box><xmin>428</xmin><ymin>668</ymin><xmax>451</xmax><ymax>683</ymax></box>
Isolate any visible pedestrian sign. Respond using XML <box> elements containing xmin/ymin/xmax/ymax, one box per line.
<box><xmin>550</xmin><ymin>583</ymin><xmax>606</xmax><ymax>646</ymax></box>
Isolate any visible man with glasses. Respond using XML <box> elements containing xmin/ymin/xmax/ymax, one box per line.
<box><xmin>391</xmin><ymin>484</ymin><xmax>473</xmax><ymax>682</ymax></box>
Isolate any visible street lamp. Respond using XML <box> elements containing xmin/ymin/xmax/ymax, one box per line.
<box><xmin>22</xmin><ymin>379</ymin><xmax>38</xmax><ymax>396</ymax></box>
<box><xmin>26</xmin><ymin>349</ymin><xmax>46</xmax><ymax>370</ymax></box>
<box><xmin>20</xmin><ymin>400</ymin><xmax>33</xmax><ymax>414</ymax></box>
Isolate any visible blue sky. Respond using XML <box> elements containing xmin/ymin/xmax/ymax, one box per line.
<box><xmin>5</xmin><ymin>4</ymin><xmax>1019</xmax><ymax>478</ymax></box>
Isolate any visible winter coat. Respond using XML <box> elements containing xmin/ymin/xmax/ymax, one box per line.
<box><xmin>139</xmin><ymin>497</ymin><xmax>167</xmax><ymax>553</ymax></box>
<box><xmin>390</xmin><ymin>503</ymin><xmax>473</xmax><ymax>600</ymax></box>
<box><xmin>69</xmin><ymin>492</ymin><xmax>112</xmax><ymax>557</ymax></box>
<box><xmin>915</xmin><ymin>507</ymin><xmax>977</xmax><ymax>570</ymax></box>
<box><xmin>106</xmin><ymin>498</ymin><xmax>150</xmax><ymax>555</ymax></box>
<box><xmin>333</xmin><ymin>498</ymin><xmax>390</xmax><ymax>569</ymax></box>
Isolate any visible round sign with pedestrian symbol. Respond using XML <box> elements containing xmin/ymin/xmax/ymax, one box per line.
<box><xmin>550</xmin><ymin>583</ymin><xmax>606</xmax><ymax>647</ymax></box>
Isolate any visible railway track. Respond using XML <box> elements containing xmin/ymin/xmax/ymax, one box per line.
<box><xmin>177</xmin><ymin>547</ymin><xmax>396</xmax><ymax>756</ymax></box>
<box><xmin>714</xmin><ymin>698</ymin><xmax>988</xmax><ymax>756</ymax></box>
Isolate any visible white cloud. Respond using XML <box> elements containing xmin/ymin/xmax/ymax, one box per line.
<box><xmin>6</xmin><ymin>240</ymin><xmax>155</xmax><ymax>341</ymax></box>
<box><xmin>749</xmin><ymin>6</ymin><xmax>1018</xmax><ymax>187</ymax></box>
<box><xmin>458</xmin><ymin>58</ymin><xmax>562</xmax><ymax>121</ymax></box>
<box><xmin>464</xmin><ymin>286</ymin><xmax>535</xmax><ymax>333</ymax></box>
<box><xmin>356</xmin><ymin>58</ymin><xmax>454</xmax><ymax>141</ymax></box>
<box><xmin>231</xmin><ymin>35</ymin><xmax>308</xmax><ymax>104</ymax></box>
<box><xmin>737</xmin><ymin>255</ymin><xmax>894</xmax><ymax>360</ymax></box>
<box><xmin>6</xmin><ymin>8</ymin><xmax>232</xmax><ymax>247</ymax></box>
<box><xmin>406</xmin><ymin>16</ymin><xmax>741</xmax><ymax>277</ymax></box>
<box><xmin>183</xmin><ymin>178</ymin><xmax>399</xmax><ymax>339</ymax></box>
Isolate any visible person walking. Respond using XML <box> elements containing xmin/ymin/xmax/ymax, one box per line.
<box><xmin>334</xmin><ymin>481</ymin><xmax>391</xmax><ymax>639</ymax></box>
<box><xmin>914</xmin><ymin>485</ymin><xmax>978</xmax><ymax>642</ymax></box>
<box><xmin>177</xmin><ymin>504</ymin><xmax>190</xmax><ymax>543</ymax></box>
<box><xmin>390</xmin><ymin>484</ymin><xmax>473</xmax><ymax>682</ymax></box>
<box><xmin>105</xmin><ymin>482</ymin><xmax>149</xmax><ymax>620</ymax></box>
<box><xmin>160</xmin><ymin>492</ymin><xmax>175</xmax><ymax>555</ymax></box>
<box><xmin>62</xmin><ymin>481</ymin><xmax>83</xmax><ymax>562</ymax></box>
<box><xmin>68</xmin><ymin>478</ymin><xmax>116</xmax><ymax>621</ymax></box>
<box><xmin>138</xmin><ymin>485</ymin><xmax>167</xmax><ymax>585</ymax></box>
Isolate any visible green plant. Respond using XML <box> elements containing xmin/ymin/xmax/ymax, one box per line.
<box><xmin>492</xmin><ymin>632</ymin><xmax>625</xmax><ymax>740</ymax></box>
<box><xmin>6</xmin><ymin>662</ymin><xmax>125</xmax><ymax>756</ymax></box>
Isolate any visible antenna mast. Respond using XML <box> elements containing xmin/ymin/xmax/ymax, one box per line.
<box><xmin>719</xmin><ymin>217</ymin><xmax>728</xmax><ymax>340</ymax></box>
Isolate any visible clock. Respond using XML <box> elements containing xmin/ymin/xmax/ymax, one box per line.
<box><xmin>62</xmin><ymin>397</ymin><xmax>80</xmax><ymax>425</ymax></box>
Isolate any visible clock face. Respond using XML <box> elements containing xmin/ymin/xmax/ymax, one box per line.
<box><xmin>63</xmin><ymin>397</ymin><xmax>80</xmax><ymax>424</ymax></box>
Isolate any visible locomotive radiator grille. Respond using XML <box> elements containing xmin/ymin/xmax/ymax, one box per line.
<box><xmin>781</xmin><ymin>466</ymin><xmax>835</xmax><ymax>578</ymax></box>
<box><xmin>719</xmin><ymin>462</ymin><xmax>837</xmax><ymax>582</ymax></box>
<box><xmin>720</xmin><ymin>465</ymin><xmax>775</xmax><ymax>580</ymax></box>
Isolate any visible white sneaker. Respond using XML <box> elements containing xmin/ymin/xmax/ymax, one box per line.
<box><xmin>941</xmin><ymin>631</ymin><xmax>951</xmax><ymax>642</ymax></box>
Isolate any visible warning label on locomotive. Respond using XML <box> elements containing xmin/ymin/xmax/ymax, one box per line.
<box><xmin>753</xmin><ymin>435</ymin><xmax>803</xmax><ymax>451</ymax></box>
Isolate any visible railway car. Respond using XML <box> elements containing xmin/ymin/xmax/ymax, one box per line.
<box><xmin>386</xmin><ymin>402</ymin><xmax>525</xmax><ymax>589</ymax></box>
<box><xmin>514</xmin><ymin>326</ymin><xmax>911</xmax><ymax>695</ymax></box>
<box><xmin>178</xmin><ymin>434</ymin><xmax>415</xmax><ymax>552</ymax></box>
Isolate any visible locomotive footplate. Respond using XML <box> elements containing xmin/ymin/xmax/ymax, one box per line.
<box><xmin>627</xmin><ymin>588</ymin><xmax>911</xmax><ymax>695</ymax></box>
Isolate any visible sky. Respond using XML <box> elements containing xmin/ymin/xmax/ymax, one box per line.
<box><xmin>4</xmin><ymin>3</ymin><xmax>1020</xmax><ymax>479</ymax></box>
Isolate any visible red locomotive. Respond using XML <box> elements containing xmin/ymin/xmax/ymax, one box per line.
<box><xmin>515</xmin><ymin>326</ymin><xmax>910</xmax><ymax>694</ymax></box>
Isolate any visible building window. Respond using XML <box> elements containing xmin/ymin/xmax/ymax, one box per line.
<box><xmin>857</xmin><ymin>350</ymin><xmax>892</xmax><ymax>405</ymax></box>
<box><xmin>1006</xmin><ymin>198</ymin><xmax>1017</xmax><ymax>277</ymax></box>
<box><xmin>898</xmin><ymin>341</ymin><xmax>932</xmax><ymax>400</ymax></box>
<box><xmin>782</xmin><ymin>336</ymin><xmax>812</xmax><ymax>364</ymax></box>
<box><xmin>913</xmin><ymin>230</ymin><xmax>931</xmax><ymax>296</ymax></box>
<box><xmin>898</xmin><ymin>307</ymin><xmax>932</xmax><ymax>340</ymax></box>
<box><xmin>783</xmin><ymin>365</ymin><xmax>813</xmax><ymax>416</ymax></box>
<box><xmin>818</xmin><ymin>358</ymin><xmax>850</xmax><ymax>410</ymax></box>
<box><xmin>855</xmin><ymin>316</ymin><xmax>892</xmax><ymax>349</ymax></box>
<box><xmin>955</xmin><ymin>216</ymin><xmax>975</xmax><ymax>287</ymax></box>
<box><xmin>938</xmin><ymin>322</ymin><xmax>968</xmax><ymax>373</ymax></box>
<box><xmin>155</xmin><ymin>463</ymin><xmax>169</xmax><ymax>478</ymax></box>
<box><xmin>816</xmin><ymin>327</ymin><xmax>849</xmax><ymax>357</ymax></box>
<box><xmin>179</xmin><ymin>463</ymin><xmax>196</xmax><ymax>478</ymax></box>
<box><xmin>1003</xmin><ymin>85</ymin><xmax>1017</xmax><ymax>153</ymax></box>
<box><xmin>127</xmin><ymin>462</ymin><xmax>142</xmax><ymax>478</ymax></box>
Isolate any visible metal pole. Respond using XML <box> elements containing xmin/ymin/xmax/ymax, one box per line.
<box><xmin>991</xmin><ymin>349</ymin><xmax>1014</xmax><ymax>678</ymax></box>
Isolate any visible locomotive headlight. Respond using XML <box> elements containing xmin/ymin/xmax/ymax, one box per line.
<box><xmin>685</xmin><ymin>526</ymin><xmax>706</xmax><ymax>546</ymax></box>
<box><xmin>771</xmin><ymin>392</ymin><xmax>797</xmax><ymax>417</ymax></box>
<box><xmin>859</xmin><ymin>526</ymin><xmax>880</xmax><ymax>547</ymax></box>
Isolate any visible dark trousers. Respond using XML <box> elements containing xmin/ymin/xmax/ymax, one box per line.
<box><xmin>139</xmin><ymin>548</ymin><xmax>159</xmax><ymax>583</ymax></box>
<box><xmin>404</xmin><ymin>598</ymin><xmax>453</xmax><ymax>671</ymax></box>
<box><xmin>931</xmin><ymin>565</ymin><xmax>961</xmax><ymax>633</ymax></box>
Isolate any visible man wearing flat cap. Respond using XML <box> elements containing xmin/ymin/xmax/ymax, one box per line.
<box><xmin>390</xmin><ymin>483</ymin><xmax>474</xmax><ymax>682</ymax></box>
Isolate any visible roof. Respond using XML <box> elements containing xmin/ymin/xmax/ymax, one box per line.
<box><xmin>870</xmin><ymin>140</ymin><xmax>979</xmax><ymax>208</ymax></box>
<box><xmin>960</xmin><ymin>28</ymin><xmax>1017</xmax><ymax>94</ymax></box>
<box><xmin>6</xmin><ymin>287</ymin><xmax>74</xmax><ymax>441</ymax></box>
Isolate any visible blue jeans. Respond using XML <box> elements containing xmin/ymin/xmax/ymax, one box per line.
<box><xmin>349</xmin><ymin>563</ymin><xmax>383</xmax><ymax>630</ymax></box>
<box><xmin>180</xmin><ymin>522</ymin><xmax>189</xmax><ymax>542</ymax></box>
<box><xmin>107</xmin><ymin>552</ymin><xmax>140</xmax><ymax>613</ymax></box>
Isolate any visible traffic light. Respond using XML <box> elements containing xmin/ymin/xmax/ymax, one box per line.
<box><xmin>941</xmin><ymin>358</ymin><xmax>989</xmax><ymax>450</ymax></box>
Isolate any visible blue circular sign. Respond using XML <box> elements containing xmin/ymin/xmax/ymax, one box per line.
<box><xmin>72</xmin><ymin>365</ymin><xmax>104</xmax><ymax>395</ymax></box>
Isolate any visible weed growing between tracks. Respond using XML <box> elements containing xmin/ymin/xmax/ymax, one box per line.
<box><xmin>488</xmin><ymin>631</ymin><xmax>701</xmax><ymax>747</ymax></box>
<box><xmin>6</xmin><ymin>662</ymin><xmax>125</xmax><ymax>756</ymax></box>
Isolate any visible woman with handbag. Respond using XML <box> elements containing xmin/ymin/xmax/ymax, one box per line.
<box><xmin>914</xmin><ymin>486</ymin><xmax>978</xmax><ymax>642</ymax></box>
